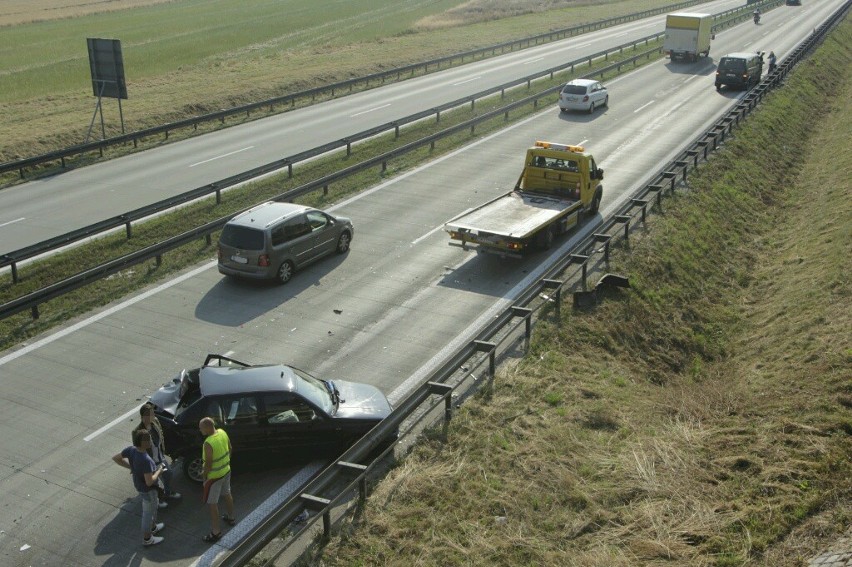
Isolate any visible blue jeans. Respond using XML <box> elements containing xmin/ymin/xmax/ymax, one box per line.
<box><xmin>139</xmin><ymin>489</ymin><xmax>159</xmax><ymax>538</ymax></box>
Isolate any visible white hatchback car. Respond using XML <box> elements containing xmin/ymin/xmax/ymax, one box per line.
<box><xmin>559</xmin><ymin>79</ymin><xmax>608</xmax><ymax>113</ymax></box>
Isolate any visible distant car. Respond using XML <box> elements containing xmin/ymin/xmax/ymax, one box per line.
<box><xmin>148</xmin><ymin>354</ymin><xmax>394</xmax><ymax>482</ymax></box>
<box><xmin>559</xmin><ymin>79</ymin><xmax>608</xmax><ymax>114</ymax></box>
<box><xmin>785</xmin><ymin>0</ymin><xmax>800</xmax><ymax>5</ymax></box>
<box><xmin>218</xmin><ymin>201</ymin><xmax>353</xmax><ymax>284</ymax></box>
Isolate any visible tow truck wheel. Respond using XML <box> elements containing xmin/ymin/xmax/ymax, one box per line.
<box><xmin>590</xmin><ymin>191</ymin><xmax>602</xmax><ymax>215</ymax></box>
<box><xmin>536</xmin><ymin>226</ymin><xmax>556</xmax><ymax>250</ymax></box>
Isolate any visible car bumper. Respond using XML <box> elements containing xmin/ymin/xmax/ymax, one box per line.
<box><xmin>218</xmin><ymin>263</ymin><xmax>275</xmax><ymax>279</ymax></box>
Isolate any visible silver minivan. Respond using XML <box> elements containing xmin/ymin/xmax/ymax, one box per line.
<box><xmin>218</xmin><ymin>202</ymin><xmax>353</xmax><ymax>284</ymax></box>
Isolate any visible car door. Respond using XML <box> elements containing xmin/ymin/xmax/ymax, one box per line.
<box><xmin>260</xmin><ymin>392</ymin><xmax>338</xmax><ymax>456</ymax></box>
<box><xmin>214</xmin><ymin>394</ymin><xmax>265</xmax><ymax>453</ymax></box>
<box><xmin>274</xmin><ymin>214</ymin><xmax>318</xmax><ymax>267</ymax></box>
<box><xmin>305</xmin><ymin>210</ymin><xmax>338</xmax><ymax>259</ymax></box>
<box><xmin>595</xmin><ymin>83</ymin><xmax>607</xmax><ymax>106</ymax></box>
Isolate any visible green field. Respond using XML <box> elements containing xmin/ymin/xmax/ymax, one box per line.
<box><xmin>0</xmin><ymin>0</ymin><xmax>684</xmax><ymax>161</ymax></box>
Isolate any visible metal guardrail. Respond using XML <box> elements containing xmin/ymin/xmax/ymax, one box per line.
<box><xmin>0</xmin><ymin>0</ymin><xmax>717</xmax><ymax>180</ymax></box>
<box><xmin>0</xmin><ymin>1</ymin><xmax>787</xmax><ymax>319</ymax></box>
<box><xmin>213</xmin><ymin>2</ymin><xmax>852</xmax><ymax>565</ymax></box>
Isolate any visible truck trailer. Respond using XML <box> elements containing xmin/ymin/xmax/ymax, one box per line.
<box><xmin>664</xmin><ymin>12</ymin><xmax>713</xmax><ymax>62</ymax></box>
<box><xmin>444</xmin><ymin>141</ymin><xmax>604</xmax><ymax>257</ymax></box>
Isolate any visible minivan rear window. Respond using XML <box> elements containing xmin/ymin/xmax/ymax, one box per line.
<box><xmin>718</xmin><ymin>58</ymin><xmax>746</xmax><ymax>71</ymax></box>
<box><xmin>220</xmin><ymin>225</ymin><xmax>265</xmax><ymax>250</ymax></box>
<box><xmin>562</xmin><ymin>85</ymin><xmax>587</xmax><ymax>95</ymax></box>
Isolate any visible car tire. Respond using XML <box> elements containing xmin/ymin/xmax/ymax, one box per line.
<box><xmin>183</xmin><ymin>455</ymin><xmax>204</xmax><ymax>483</ymax></box>
<box><xmin>588</xmin><ymin>101</ymin><xmax>595</xmax><ymax>114</ymax></box>
<box><xmin>602</xmin><ymin>96</ymin><xmax>609</xmax><ymax>108</ymax></box>
<box><xmin>590</xmin><ymin>190</ymin><xmax>602</xmax><ymax>215</ymax></box>
<box><xmin>336</xmin><ymin>231</ymin><xmax>352</xmax><ymax>254</ymax></box>
<box><xmin>536</xmin><ymin>225</ymin><xmax>556</xmax><ymax>250</ymax></box>
<box><xmin>277</xmin><ymin>260</ymin><xmax>294</xmax><ymax>284</ymax></box>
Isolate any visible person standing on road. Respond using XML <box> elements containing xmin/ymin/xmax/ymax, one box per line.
<box><xmin>199</xmin><ymin>416</ymin><xmax>235</xmax><ymax>543</ymax></box>
<box><xmin>134</xmin><ymin>402</ymin><xmax>181</xmax><ymax>507</ymax></box>
<box><xmin>112</xmin><ymin>429</ymin><xmax>166</xmax><ymax>546</ymax></box>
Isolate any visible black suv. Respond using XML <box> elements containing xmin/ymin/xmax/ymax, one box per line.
<box><xmin>149</xmin><ymin>355</ymin><xmax>394</xmax><ymax>481</ymax></box>
<box><xmin>715</xmin><ymin>52</ymin><xmax>764</xmax><ymax>91</ymax></box>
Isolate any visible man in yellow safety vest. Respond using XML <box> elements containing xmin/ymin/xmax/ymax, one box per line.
<box><xmin>199</xmin><ymin>417</ymin><xmax>236</xmax><ymax>543</ymax></box>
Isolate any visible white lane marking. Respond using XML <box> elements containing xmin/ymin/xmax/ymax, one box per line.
<box><xmin>0</xmin><ymin>217</ymin><xmax>26</xmax><ymax>228</ymax></box>
<box><xmin>634</xmin><ymin>100</ymin><xmax>655</xmax><ymax>113</ymax></box>
<box><xmin>351</xmin><ymin>103</ymin><xmax>391</xmax><ymax>117</ymax></box>
<box><xmin>411</xmin><ymin>210</ymin><xmax>473</xmax><ymax>246</ymax></box>
<box><xmin>575</xmin><ymin>42</ymin><xmax>593</xmax><ymax>49</ymax></box>
<box><xmin>452</xmin><ymin>75</ymin><xmax>482</xmax><ymax>86</ymax></box>
<box><xmin>744</xmin><ymin>41</ymin><xmax>753</xmax><ymax>47</ymax></box>
<box><xmin>85</xmin><ymin>406</ymin><xmax>141</xmax><ymax>442</ymax></box>
<box><xmin>0</xmin><ymin>261</ymin><xmax>216</xmax><ymax>368</ymax></box>
<box><xmin>189</xmin><ymin>146</ymin><xmax>254</xmax><ymax>168</ymax></box>
<box><xmin>577</xmin><ymin>139</ymin><xmax>589</xmax><ymax>146</ymax></box>
<box><xmin>523</xmin><ymin>57</ymin><xmax>545</xmax><ymax>65</ymax></box>
<box><xmin>613</xmin><ymin>32</ymin><xmax>629</xmax><ymax>37</ymax></box>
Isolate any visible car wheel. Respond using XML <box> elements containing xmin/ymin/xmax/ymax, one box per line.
<box><xmin>590</xmin><ymin>190</ymin><xmax>602</xmax><ymax>215</ymax></box>
<box><xmin>336</xmin><ymin>231</ymin><xmax>352</xmax><ymax>254</ymax></box>
<box><xmin>715</xmin><ymin>84</ymin><xmax>721</xmax><ymax>91</ymax></box>
<box><xmin>602</xmin><ymin>96</ymin><xmax>609</xmax><ymax>108</ymax></box>
<box><xmin>535</xmin><ymin>225</ymin><xmax>556</xmax><ymax>250</ymax></box>
<box><xmin>183</xmin><ymin>455</ymin><xmax>204</xmax><ymax>483</ymax></box>
<box><xmin>277</xmin><ymin>260</ymin><xmax>294</xmax><ymax>284</ymax></box>
<box><xmin>588</xmin><ymin>101</ymin><xmax>595</xmax><ymax>114</ymax></box>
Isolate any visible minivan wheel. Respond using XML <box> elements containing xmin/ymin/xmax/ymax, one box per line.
<box><xmin>183</xmin><ymin>455</ymin><xmax>204</xmax><ymax>483</ymax></box>
<box><xmin>336</xmin><ymin>231</ymin><xmax>352</xmax><ymax>254</ymax></box>
<box><xmin>277</xmin><ymin>260</ymin><xmax>294</xmax><ymax>284</ymax></box>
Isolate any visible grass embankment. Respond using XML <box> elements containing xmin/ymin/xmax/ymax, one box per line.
<box><xmin>1</xmin><ymin>0</ymin><xmax>682</xmax><ymax>164</ymax></box>
<box><xmin>312</xmin><ymin>20</ymin><xmax>852</xmax><ymax>567</ymax></box>
<box><xmin>0</xmin><ymin>32</ymin><xmax>664</xmax><ymax>352</ymax></box>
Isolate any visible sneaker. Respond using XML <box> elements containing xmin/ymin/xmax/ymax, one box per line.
<box><xmin>158</xmin><ymin>500</ymin><xmax>168</xmax><ymax>509</ymax></box>
<box><xmin>143</xmin><ymin>535</ymin><xmax>164</xmax><ymax>546</ymax></box>
<box><xmin>167</xmin><ymin>491</ymin><xmax>182</xmax><ymax>500</ymax></box>
<box><xmin>151</xmin><ymin>522</ymin><xmax>165</xmax><ymax>535</ymax></box>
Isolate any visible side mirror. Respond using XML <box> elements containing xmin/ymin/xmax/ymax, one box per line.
<box><xmin>596</xmin><ymin>168</ymin><xmax>604</xmax><ymax>180</ymax></box>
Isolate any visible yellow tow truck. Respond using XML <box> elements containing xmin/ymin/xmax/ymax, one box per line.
<box><xmin>444</xmin><ymin>141</ymin><xmax>604</xmax><ymax>257</ymax></box>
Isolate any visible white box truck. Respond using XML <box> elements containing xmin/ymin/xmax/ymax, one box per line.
<box><xmin>664</xmin><ymin>12</ymin><xmax>713</xmax><ymax>62</ymax></box>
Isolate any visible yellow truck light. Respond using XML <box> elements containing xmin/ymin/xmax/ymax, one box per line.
<box><xmin>535</xmin><ymin>141</ymin><xmax>585</xmax><ymax>153</ymax></box>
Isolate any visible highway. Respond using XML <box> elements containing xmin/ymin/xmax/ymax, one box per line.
<box><xmin>0</xmin><ymin>0</ymin><xmax>750</xmax><ymax>254</ymax></box>
<box><xmin>0</xmin><ymin>1</ymin><xmax>844</xmax><ymax>565</ymax></box>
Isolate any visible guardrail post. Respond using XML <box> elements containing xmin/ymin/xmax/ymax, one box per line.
<box><xmin>615</xmin><ymin>214</ymin><xmax>631</xmax><ymax>242</ymax></box>
<box><xmin>31</xmin><ymin>305</ymin><xmax>39</xmax><ymax>320</ymax></box>
<box><xmin>125</xmin><ymin>221</ymin><xmax>132</xmax><ymax>239</ymax></box>
<box><xmin>570</xmin><ymin>255</ymin><xmax>590</xmax><ymax>289</ymax></box>
<box><xmin>511</xmin><ymin>306</ymin><xmax>533</xmax><ymax>351</ymax></box>
<box><xmin>474</xmin><ymin>341</ymin><xmax>497</xmax><ymax>385</ymax></box>
<box><xmin>215</xmin><ymin>188</ymin><xmax>222</xmax><ymax>204</ymax></box>
<box><xmin>697</xmin><ymin>140</ymin><xmax>709</xmax><ymax>161</ymax></box>
<box><xmin>323</xmin><ymin>185</ymin><xmax>329</xmax><ymax>196</ymax></box>
<box><xmin>428</xmin><ymin>382</ymin><xmax>454</xmax><ymax>424</ymax></box>
<box><xmin>337</xmin><ymin>461</ymin><xmax>368</xmax><ymax>503</ymax></box>
<box><xmin>646</xmin><ymin>185</ymin><xmax>663</xmax><ymax>210</ymax></box>
<box><xmin>394</xmin><ymin>124</ymin><xmax>400</xmax><ymax>139</ymax></box>
<box><xmin>287</xmin><ymin>162</ymin><xmax>293</xmax><ymax>178</ymax></box>
<box><xmin>686</xmin><ymin>149</ymin><xmax>700</xmax><ymax>169</ymax></box>
<box><xmin>436</xmin><ymin>111</ymin><xmax>441</xmax><ymax>123</ymax></box>
<box><xmin>156</xmin><ymin>255</ymin><xmax>163</xmax><ymax>267</ymax></box>
<box><xmin>593</xmin><ymin>233</ymin><xmax>612</xmax><ymax>262</ymax></box>
<box><xmin>675</xmin><ymin>160</ymin><xmax>688</xmax><ymax>183</ymax></box>
<box><xmin>10</xmin><ymin>263</ymin><xmax>19</xmax><ymax>284</ymax></box>
<box><xmin>542</xmin><ymin>279</ymin><xmax>563</xmax><ymax>325</ymax></box>
<box><xmin>346</xmin><ymin>140</ymin><xmax>352</xmax><ymax>155</ymax></box>
<box><xmin>300</xmin><ymin>494</ymin><xmax>332</xmax><ymax>539</ymax></box>
<box><xmin>631</xmin><ymin>198</ymin><xmax>649</xmax><ymax>223</ymax></box>
<box><xmin>382</xmin><ymin>161</ymin><xmax>387</xmax><ymax>173</ymax></box>
<box><xmin>470</xmin><ymin>100</ymin><xmax>475</xmax><ymax>111</ymax></box>
<box><xmin>662</xmin><ymin>171</ymin><xmax>677</xmax><ymax>194</ymax></box>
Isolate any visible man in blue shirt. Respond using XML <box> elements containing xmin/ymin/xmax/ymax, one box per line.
<box><xmin>112</xmin><ymin>429</ymin><xmax>167</xmax><ymax>546</ymax></box>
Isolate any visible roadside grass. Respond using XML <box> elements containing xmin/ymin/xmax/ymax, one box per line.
<box><xmin>311</xmin><ymin>19</ymin><xmax>852</xmax><ymax>567</ymax></box>
<box><xmin>1</xmin><ymin>0</ymin><xmax>683</xmax><ymax>164</ymax></box>
<box><xmin>0</xmin><ymin>38</ymin><xmax>664</xmax><ymax>351</ymax></box>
